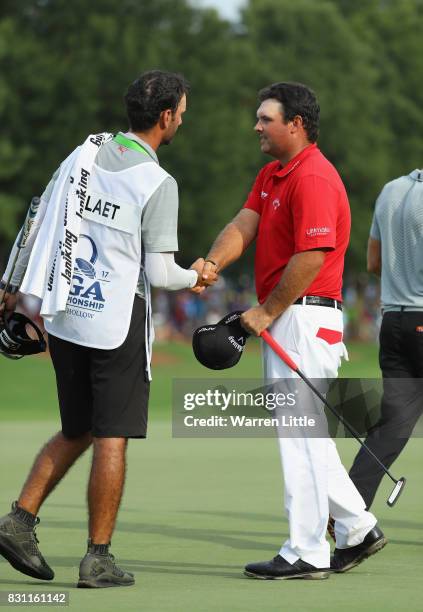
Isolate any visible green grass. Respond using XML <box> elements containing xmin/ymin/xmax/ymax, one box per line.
<box><xmin>0</xmin><ymin>340</ymin><xmax>379</xmax><ymax>420</ymax></box>
<box><xmin>0</xmin><ymin>424</ymin><xmax>421</xmax><ymax>612</ymax></box>
<box><xmin>1</xmin><ymin>340</ymin><xmax>421</xmax><ymax>611</ymax></box>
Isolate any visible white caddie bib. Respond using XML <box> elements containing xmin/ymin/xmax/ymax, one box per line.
<box><xmin>45</xmin><ymin>159</ymin><xmax>169</xmax><ymax>350</ymax></box>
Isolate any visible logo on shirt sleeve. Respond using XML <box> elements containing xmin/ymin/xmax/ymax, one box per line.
<box><xmin>261</xmin><ymin>191</ymin><xmax>268</xmax><ymax>199</ymax></box>
<box><xmin>306</xmin><ymin>226</ymin><xmax>331</xmax><ymax>237</ymax></box>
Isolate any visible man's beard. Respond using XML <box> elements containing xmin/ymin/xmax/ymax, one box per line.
<box><xmin>162</xmin><ymin>125</ymin><xmax>178</xmax><ymax>146</ymax></box>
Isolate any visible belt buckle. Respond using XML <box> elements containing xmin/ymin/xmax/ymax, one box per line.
<box><xmin>308</xmin><ymin>296</ymin><xmax>320</xmax><ymax>306</ymax></box>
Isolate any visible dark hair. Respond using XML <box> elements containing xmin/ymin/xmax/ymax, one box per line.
<box><xmin>258</xmin><ymin>82</ymin><xmax>320</xmax><ymax>142</ymax></box>
<box><xmin>124</xmin><ymin>70</ymin><xmax>189</xmax><ymax>132</ymax></box>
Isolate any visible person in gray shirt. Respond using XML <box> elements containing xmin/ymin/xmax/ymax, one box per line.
<box><xmin>348</xmin><ymin>169</ymin><xmax>423</xmax><ymax>509</ymax></box>
<box><xmin>0</xmin><ymin>70</ymin><xmax>217</xmax><ymax>588</ymax></box>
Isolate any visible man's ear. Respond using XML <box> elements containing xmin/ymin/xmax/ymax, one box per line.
<box><xmin>159</xmin><ymin>109</ymin><xmax>172</xmax><ymax>129</ymax></box>
<box><xmin>290</xmin><ymin>115</ymin><xmax>304</xmax><ymax>132</ymax></box>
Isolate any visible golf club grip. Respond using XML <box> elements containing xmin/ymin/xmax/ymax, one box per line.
<box><xmin>261</xmin><ymin>330</ymin><xmax>299</xmax><ymax>372</ymax></box>
<box><xmin>0</xmin><ymin>197</ymin><xmax>41</xmax><ymax>300</ymax></box>
<box><xmin>18</xmin><ymin>197</ymin><xmax>41</xmax><ymax>249</ymax></box>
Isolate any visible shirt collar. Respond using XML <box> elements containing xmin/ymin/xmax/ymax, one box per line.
<box><xmin>121</xmin><ymin>131</ymin><xmax>159</xmax><ymax>163</ymax></box>
<box><xmin>274</xmin><ymin>143</ymin><xmax>318</xmax><ymax>178</ymax></box>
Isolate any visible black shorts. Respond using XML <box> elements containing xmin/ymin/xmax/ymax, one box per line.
<box><xmin>48</xmin><ymin>296</ymin><xmax>150</xmax><ymax>439</ymax></box>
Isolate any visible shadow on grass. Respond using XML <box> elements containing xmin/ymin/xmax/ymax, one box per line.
<box><xmin>178</xmin><ymin>511</ymin><xmax>423</xmax><ymax>535</ymax></box>
<box><xmin>0</xmin><ymin>558</ymin><xmax>247</xmax><ymax>584</ymax></box>
<box><xmin>179</xmin><ymin>510</ymin><xmax>287</xmax><ymax>523</ymax></box>
<box><xmin>380</xmin><ymin>517</ymin><xmax>423</xmax><ymax>530</ymax></box>
<box><xmin>46</xmin><ymin>504</ymin><xmax>423</xmax><ymax>534</ymax></box>
<box><xmin>46</xmin><ymin>504</ymin><xmax>286</xmax><ymax>524</ymax></box>
<box><xmin>43</xmin><ymin>519</ymin><xmax>283</xmax><ymax>553</ymax></box>
<box><xmin>388</xmin><ymin>538</ymin><xmax>423</xmax><ymax>547</ymax></box>
<box><xmin>46</xmin><ymin>557</ymin><xmax>245</xmax><ymax>579</ymax></box>
<box><xmin>46</xmin><ymin>504</ymin><xmax>283</xmax><ymax>522</ymax></box>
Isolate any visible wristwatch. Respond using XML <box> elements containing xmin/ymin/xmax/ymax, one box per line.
<box><xmin>204</xmin><ymin>259</ymin><xmax>218</xmax><ymax>268</ymax></box>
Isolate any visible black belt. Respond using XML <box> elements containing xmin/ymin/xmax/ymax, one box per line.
<box><xmin>294</xmin><ymin>296</ymin><xmax>343</xmax><ymax>311</ymax></box>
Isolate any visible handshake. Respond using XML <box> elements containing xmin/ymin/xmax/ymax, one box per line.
<box><xmin>189</xmin><ymin>258</ymin><xmax>219</xmax><ymax>294</ymax></box>
<box><xmin>187</xmin><ymin>257</ymin><xmax>274</xmax><ymax>335</ymax></box>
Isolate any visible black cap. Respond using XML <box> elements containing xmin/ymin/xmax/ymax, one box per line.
<box><xmin>192</xmin><ymin>311</ymin><xmax>250</xmax><ymax>370</ymax></box>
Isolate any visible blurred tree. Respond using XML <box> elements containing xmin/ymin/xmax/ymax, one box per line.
<box><xmin>332</xmin><ymin>0</ymin><xmax>423</xmax><ymax>175</ymax></box>
<box><xmin>0</xmin><ymin>0</ymin><xmax>260</xmax><ymax>268</ymax></box>
<box><xmin>1</xmin><ymin>0</ymin><xmax>422</xmax><ymax>275</ymax></box>
<box><xmin>241</xmin><ymin>0</ymin><xmax>392</xmax><ymax>269</ymax></box>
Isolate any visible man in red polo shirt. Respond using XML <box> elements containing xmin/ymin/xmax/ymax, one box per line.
<box><xmin>199</xmin><ymin>82</ymin><xmax>386</xmax><ymax>579</ymax></box>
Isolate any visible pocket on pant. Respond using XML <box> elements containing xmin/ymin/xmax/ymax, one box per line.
<box><xmin>316</xmin><ymin>328</ymin><xmax>343</xmax><ymax>345</ymax></box>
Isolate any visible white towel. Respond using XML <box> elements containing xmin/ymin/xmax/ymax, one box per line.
<box><xmin>20</xmin><ymin>133</ymin><xmax>112</xmax><ymax>320</ymax></box>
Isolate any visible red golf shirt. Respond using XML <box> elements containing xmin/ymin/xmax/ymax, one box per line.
<box><xmin>244</xmin><ymin>143</ymin><xmax>351</xmax><ymax>303</ymax></box>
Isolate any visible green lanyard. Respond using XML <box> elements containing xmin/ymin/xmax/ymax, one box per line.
<box><xmin>113</xmin><ymin>133</ymin><xmax>153</xmax><ymax>158</ymax></box>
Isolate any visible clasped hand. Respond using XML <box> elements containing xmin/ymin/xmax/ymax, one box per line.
<box><xmin>189</xmin><ymin>259</ymin><xmax>218</xmax><ymax>294</ymax></box>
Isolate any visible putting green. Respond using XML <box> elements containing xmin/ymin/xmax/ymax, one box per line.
<box><xmin>0</xmin><ymin>423</ymin><xmax>422</xmax><ymax>611</ymax></box>
<box><xmin>0</xmin><ymin>343</ymin><xmax>421</xmax><ymax>611</ymax></box>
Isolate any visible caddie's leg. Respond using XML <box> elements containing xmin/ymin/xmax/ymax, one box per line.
<box><xmin>18</xmin><ymin>431</ymin><xmax>92</xmax><ymax>515</ymax></box>
<box><xmin>0</xmin><ymin>431</ymin><xmax>91</xmax><ymax>581</ymax></box>
<box><xmin>87</xmin><ymin>437</ymin><xmax>128</xmax><ymax>544</ymax></box>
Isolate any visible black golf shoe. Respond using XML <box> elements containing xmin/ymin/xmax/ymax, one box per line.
<box><xmin>0</xmin><ymin>502</ymin><xmax>54</xmax><ymax>581</ymax></box>
<box><xmin>244</xmin><ymin>555</ymin><xmax>330</xmax><ymax>580</ymax></box>
<box><xmin>78</xmin><ymin>540</ymin><xmax>135</xmax><ymax>588</ymax></box>
<box><xmin>330</xmin><ymin>525</ymin><xmax>387</xmax><ymax>573</ymax></box>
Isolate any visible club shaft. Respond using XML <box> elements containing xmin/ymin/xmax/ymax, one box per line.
<box><xmin>261</xmin><ymin>330</ymin><xmax>398</xmax><ymax>484</ymax></box>
<box><xmin>295</xmin><ymin>368</ymin><xmax>397</xmax><ymax>484</ymax></box>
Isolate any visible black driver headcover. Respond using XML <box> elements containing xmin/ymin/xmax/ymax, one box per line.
<box><xmin>0</xmin><ymin>312</ymin><xmax>46</xmax><ymax>360</ymax></box>
<box><xmin>192</xmin><ymin>311</ymin><xmax>250</xmax><ymax>370</ymax></box>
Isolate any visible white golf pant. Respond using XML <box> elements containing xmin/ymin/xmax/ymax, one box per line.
<box><xmin>263</xmin><ymin>304</ymin><xmax>377</xmax><ymax>568</ymax></box>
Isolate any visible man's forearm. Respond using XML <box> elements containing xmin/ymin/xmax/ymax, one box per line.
<box><xmin>205</xmin><ymin>223</ymin><xmax>245</xmax><ymax>272</ymax></box>
<box><xmin>240</xmin><ymin>250</ymin><xmax>326</xmax><ymax>336</ymax></box>
<box><xmin>205</xmin><ymin>209</ymin><xmax>260</xmax><ymax>272</ymax></box>
<box><xmin>367</xmin><ymin>237</ymin><xmax>381</xmax><ymax>277</ymax></box>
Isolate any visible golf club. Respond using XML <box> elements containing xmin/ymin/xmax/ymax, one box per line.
<box><xmin>0</xmin><ymin>197</ymin><xmax>41</xmax><ymax>307</ymax></box>
<box><xmin>261</xmin><ymin>329</ymin><xmax>406</xmax><ymax>507</ymax></box>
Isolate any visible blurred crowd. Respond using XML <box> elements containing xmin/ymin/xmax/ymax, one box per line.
<box><xmin>151</xmin><ymin>273</ymin><xmax>381</xmax><ymax>342</ymax></box>
<box><xmin>18</xmin><ymin>272</ymin><xmax>381</xmax><ymax>344</ymax></box>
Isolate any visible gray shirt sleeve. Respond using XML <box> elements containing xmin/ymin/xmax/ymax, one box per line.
<box><xmin>141</xmin><ymin>176</ymin><xmax>179</xmax><ymax>252</ymax></box>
